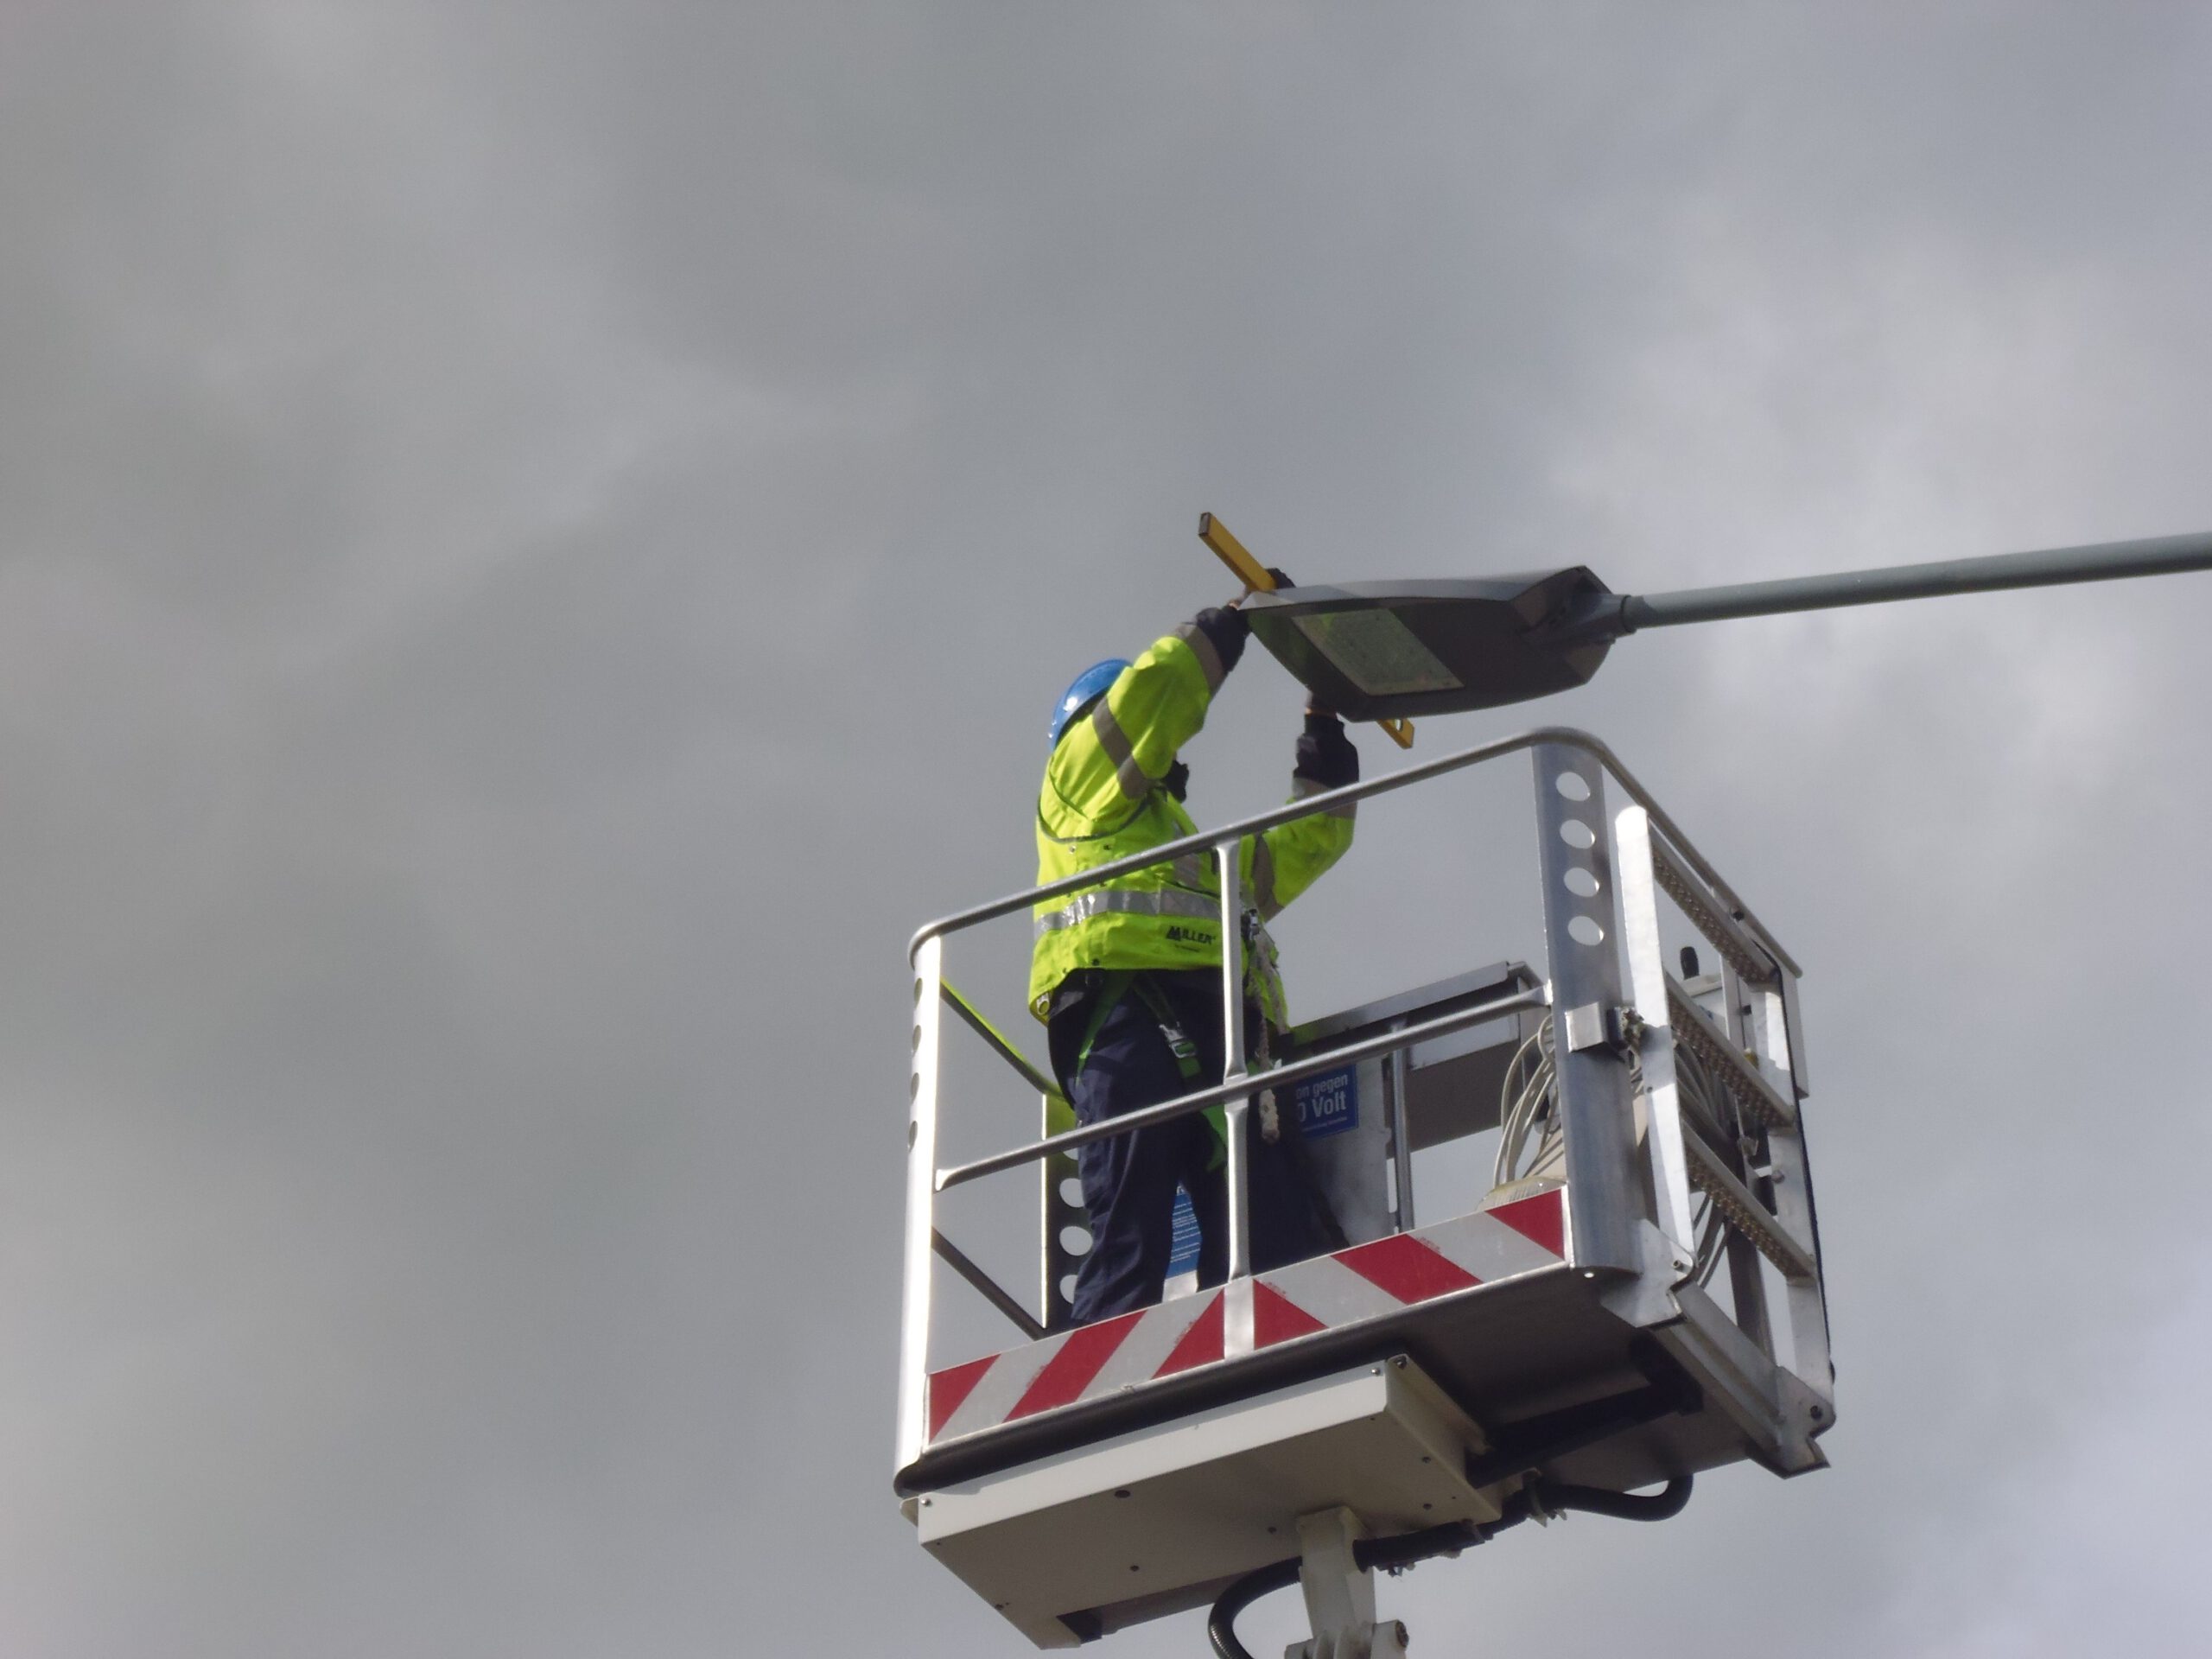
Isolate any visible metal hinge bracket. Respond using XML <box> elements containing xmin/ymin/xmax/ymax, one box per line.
<box><xmin>1564</xmin><ymin>1001</ymin><xmax>1646</xmax><ymax>1057</ymax></box>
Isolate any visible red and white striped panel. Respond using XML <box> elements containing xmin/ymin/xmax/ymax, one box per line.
<box><xmin>926</xmin><ymin>1185</ymin><xmax>1568</xmax><ymax>1446</ymax></box>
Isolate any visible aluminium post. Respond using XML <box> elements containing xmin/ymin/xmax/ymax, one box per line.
<box><xmin>1217</xmin><ymin>838</ymin><xmax>1256</xmax><ymax>1356</ymax></box>
<box><xmin>895</xmin><ymin>935</ymin><xmax>947</xmax><ymax>1471</ymax></box>
<box><xmin>1568</xmin><ymin>528</ymin><xmax>2212</xmax><ymax>639</ymax></box>
<box><xmin>1531</xmin><ymin>744</ymin><xmax>1643</xmax><ymax>1274</ymax></box>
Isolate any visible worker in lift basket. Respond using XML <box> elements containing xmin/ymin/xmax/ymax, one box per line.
<box><xmin>1031</xmin><ymin>575</ymin><xmax>1357</xmax><ymax>1325</ymax></box>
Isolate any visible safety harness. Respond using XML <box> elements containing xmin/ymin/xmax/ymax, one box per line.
<box><xmin>1069</xmin><ymin>969</ymin><xmax>1348</xmax><ymax>1254</ymax></box>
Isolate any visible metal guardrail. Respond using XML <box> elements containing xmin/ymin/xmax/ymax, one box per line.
<box><xmin>934</xmin><ymin>983</ymin><xmax>1552</xmax><ymax>1191</ymax></box>
<box><xmin>906</xmin><ymin>725</ymin><xmax>1798</xmax><ymax>977</ymax></box>
<box><xmin>897</xmin><ymin>725</ymin><xmax>1821</xmax><ymax>1472</ymax></box>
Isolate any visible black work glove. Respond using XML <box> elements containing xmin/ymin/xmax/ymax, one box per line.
<box><xmin>1294</xmin><ymin>710</ymin><xmax>1358</xmax><ymax>791</ymax></box>
<box><xmin>1189</xmin><ymin>605</ymin><xmax>1249</xmax><ymax>673</ymax></box>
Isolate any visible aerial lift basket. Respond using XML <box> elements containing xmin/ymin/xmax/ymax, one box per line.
<box><xmin>898</xmin><ymin>728</ymin><xmax>1833</xmax><ymax>1648</ymax></box>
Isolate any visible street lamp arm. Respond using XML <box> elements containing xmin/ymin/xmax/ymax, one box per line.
<box><xmin>1567</xmin><ymin>527</ymin><xmax>2212</xmax><ymax>639</ymax></box>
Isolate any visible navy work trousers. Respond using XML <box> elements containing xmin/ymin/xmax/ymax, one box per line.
<box><xmin>1048</xmin><ymin>976</ymin><xmax>1331</xmax><ymax>1325</ymax></box>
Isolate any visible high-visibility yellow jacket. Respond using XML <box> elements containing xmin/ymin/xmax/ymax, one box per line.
<box><xmin>1028</xmin><ymin>616</ymin><xmax>1357</xmax><ymax>1025</ymax></box>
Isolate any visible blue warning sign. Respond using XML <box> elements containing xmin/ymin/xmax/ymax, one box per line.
<box><xmin>1167</xmin><ymin>1185</ymin><xmax>1201</xmax><ymax>1280</ymax></box>
<box><xmin>1295</xmin><ymin>1064</ymin><xmax>1359</xmax><ymax>1140</ymax></box>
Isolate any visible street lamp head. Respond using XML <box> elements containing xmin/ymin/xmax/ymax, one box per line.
<box><xmin>1241</xmin><ymin>569</ymin><xmax>1616</xmax><ymax>721</ymax></box>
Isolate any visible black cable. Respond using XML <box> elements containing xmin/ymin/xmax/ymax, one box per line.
<box><xmin>1207</xmin><ymin>1500</ymin><xmax>1531</xmax><ymax>1659</ymax></box>
<box><xmin>1202</xmin><ymin>1480</ymin><xmax>1689</xmax><ymax>1657</ymax></box>
<box><xmin>1534</xmin><ymin>1474</ymin><xmax>1694</xmax><ymax>1522</ymax></box>
<box><xmin>1354</xmin><ymin>1517</ymin><xmax>1484</xmax><ymax>1573</ymax></box>
<box><xmin>1205</xmin><ymin>1556</ymin><xmax>1301</xmax><ymax>1659</ymax></box>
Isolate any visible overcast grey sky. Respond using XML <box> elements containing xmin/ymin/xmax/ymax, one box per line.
<box><xmin>4</xmin><ymin>4</ymin><xmax>2211</xmax><ymax>1656</ymax></box>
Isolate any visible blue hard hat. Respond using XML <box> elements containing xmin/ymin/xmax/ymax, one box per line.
<box><xmin>1051</xmin><ymin>659</ymin><xmax>1129</xmax><ymax>745</ymax></box>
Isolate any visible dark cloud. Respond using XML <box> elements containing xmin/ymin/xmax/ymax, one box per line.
<box><xmin>2</xmin><ymin>4</ymin><xmax>2208</xmax><ymax>1655</ymax></box>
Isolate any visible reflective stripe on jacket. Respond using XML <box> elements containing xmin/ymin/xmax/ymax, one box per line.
<box><xmin>1027</xmin><ymin>623</ymin><xmax>1356</xmax><ymax>1024</ymax></box>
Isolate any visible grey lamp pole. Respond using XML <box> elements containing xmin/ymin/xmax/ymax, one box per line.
<box><xmin>1567</xmin><ymin>527</ymin><xmax>2212</xmax><ymax>641</ymax></box>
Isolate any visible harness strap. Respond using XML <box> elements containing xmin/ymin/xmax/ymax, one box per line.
<box><xmin>1128</xmin><ymin>976</ymin><xmax>1204</xmax><ymax>1084</ymax></box>
<box><xmin>1072</xmin><ymin>970</ymin><xmax>1135</xmax><ymax>1079</ymax></box>
<box><xmin>1065</xmin><ymin>975</ymin><xmax>1344</xmax><ymax>1245</ymax></box>
<box><xmin>1070</xmin><ymin>972</ymin><xmax>1227</xmax><ymax>1172</ymax></box>
<box><xmin>1128</xmin><ymin>976</ymin><xmax>1226</xmax><ymax>1170</ymax></box>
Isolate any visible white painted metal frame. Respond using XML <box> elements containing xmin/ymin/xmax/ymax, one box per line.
<box><xmin>899</xmin><ymin>727</ymin><xmax>1831</xmax><ymax>1473</ymax></box>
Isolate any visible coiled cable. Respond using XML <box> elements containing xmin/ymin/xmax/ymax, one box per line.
<box><xmin>1495</xmin><ymin>1016</ymin><xmax>1749</xmax><ymax>1284</ymax></box>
